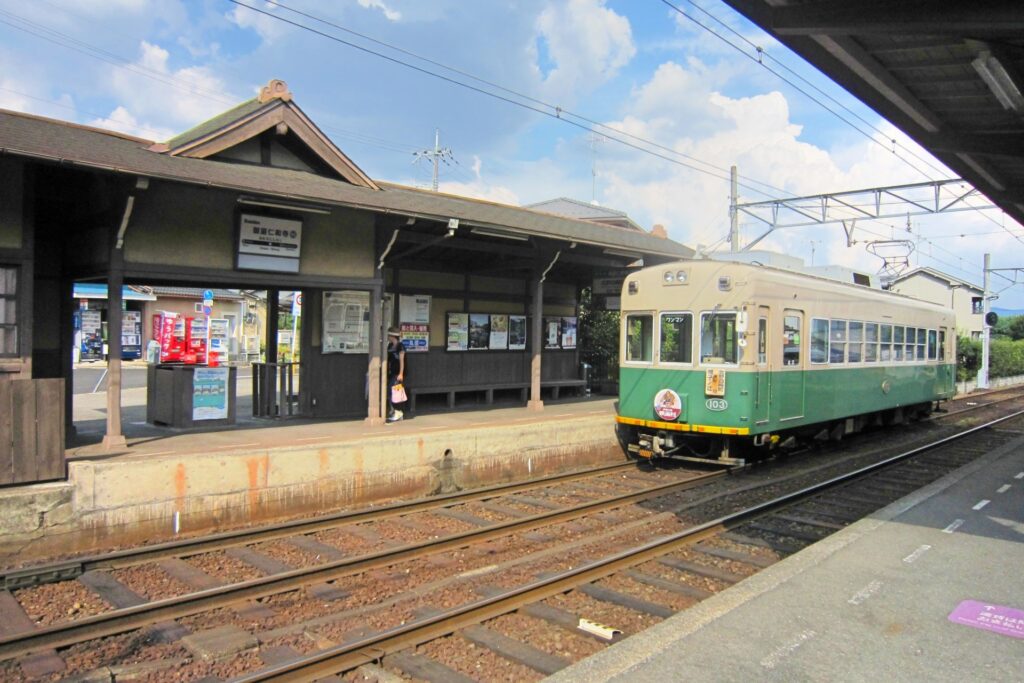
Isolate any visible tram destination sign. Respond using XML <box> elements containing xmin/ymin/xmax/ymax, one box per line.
<box><xmin>237</xmin><ymin>213</ymin><xmax>303</xmax><ymax>273</ymax></box>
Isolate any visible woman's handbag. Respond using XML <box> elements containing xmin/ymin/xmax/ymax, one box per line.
<box><xmin>391</xmin><ymin>383</ymin><xmax>407</xmax><ymax>404</ymax></box>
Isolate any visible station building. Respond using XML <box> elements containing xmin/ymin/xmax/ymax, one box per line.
<box><xmin>0</xmin><ymin>78</ymin><xmax>692</xmax><ymax>486</ymax></box>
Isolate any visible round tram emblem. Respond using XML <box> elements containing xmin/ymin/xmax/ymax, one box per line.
<box><xmin>653</xmin><ymin>389</ymin><xmax>682</xmax><ymax>421</ymax></box>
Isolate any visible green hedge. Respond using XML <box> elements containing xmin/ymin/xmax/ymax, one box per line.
<box><xmin>958</xmin><ymin>336</ymin><xmax>1024</xmax><ymax>382</ymax></box>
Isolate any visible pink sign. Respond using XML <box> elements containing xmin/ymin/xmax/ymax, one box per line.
<box><xmin>948</xmin><ymin>600</ymin><xmax>1024</xmax><ymax>639</ymax></box>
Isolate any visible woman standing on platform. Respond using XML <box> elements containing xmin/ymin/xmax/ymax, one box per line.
<box><xmin>386</xmin><ymin>327</ymin><xmax>406</xmax><ymax>422</ymax></box>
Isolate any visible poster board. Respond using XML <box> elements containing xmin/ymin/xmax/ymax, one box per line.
<box><xmin>447</xmin><ymin>313</ymin><xmax>469</xmax><ymax>351</ymax></box>
<box><xmin>399</xmin><ymin>294</ymin><xmax>431</xmax><ymax>325</ymax></box>
<box><xmin>193</xmin><ymin>367</ymin><xmax>229</xmax><ymax>420</ymax></box>
<box><xmin>508</xmin><ymin>315</ymin><xmax>527</xmax><ymax>350</ymax></box>
<box><xmin>400</xmin><ymin>323</ymin><xmax>429</xmax><ymax>352</ymax></box>
<box><xmin>561</xmin><ymin>317</ymin><xmax>577</xmax><ymax>349</ymax></box>
<box><xmin>489</xmin><ymin>314</ymin><xmax>508</xmax><ymax>350</ymax></box>
<box><xmin>468</xmin><ymin>314</ymin><xmax>490</xmax><ymax>350</ymax></box>
<box><xmin>544</xmin><ymin>318</ymin><xmax>561</xmax><ymax>349</ymax></box>
<box><xmin>322</xmin><ymin>290</ymin><xmax>369</xmax><ymax>354</ymax></box>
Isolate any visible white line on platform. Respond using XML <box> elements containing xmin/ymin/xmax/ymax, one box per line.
<box><xmin>943</xmin><ymin>519</ymin><xmax>965</xmax><ymax>533</ymax></box>
<box><xmin>296</xmin><ymin>436</ymin><xmax>333</xmax><ymax>442</ymax></box>
<box><xmin>137</xmin><ymin>450</ymin><xmax>174</xmax><ymax>456</ymax></box>
<box><xmin>1015</xmin><ymin>472</ymin><xmax>1024</xmax><ymax>480</ymax></box>
<box><xmin>902</xmin><ymin>545</ymin><xmax>931</xmax><ymax>564</ymax></box>
<box><xmin>972</xmin><ymin>499</ymin><xmax>991</xmax><ymax>510</ymax></box>
<box><xmin>212</xmin><ymin>442</ymin><xmax>260</xmax><ymax>450</ymax></box>
<box><xmin>997</xmin><ymin>484</ymin><xmax>1011</xmax><ymax>494</ymax></box>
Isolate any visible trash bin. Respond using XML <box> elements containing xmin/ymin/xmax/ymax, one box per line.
<box><xmin>580</xmin><ymin>362</ymin><xmax>592</xmax><ymax>396</ymax></box>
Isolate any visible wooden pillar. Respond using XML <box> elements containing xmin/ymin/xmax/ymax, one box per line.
<box><xmin>528</xmin><ymin>275</ymin><xmax>544</xmax><ymax>411</ymax></box>
<box><xmin>102</xmin><ymin>267</ymin><xmax>126</xmax><ymax>449</ymax></box>
<box><xmin>365</xmin><ymin>285</ymin><xmax>384</xmax><ymax>425</ymax></box>
<box><xmin>265</xmin><ymin>287</ymin><xmax>279</xmax><ymax>415</ymax></box>
<box><xmin>62</xmin><ymin>278</ymin><xmax>76</xmax><ymax>445</ymax></box>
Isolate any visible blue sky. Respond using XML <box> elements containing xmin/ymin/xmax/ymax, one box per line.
<box><xmin>2</xmin><ymin>0</ymin><xmax>1022</xmax><ymax>308</ymax></box>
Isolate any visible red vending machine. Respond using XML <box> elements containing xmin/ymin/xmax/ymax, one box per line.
<box><xmin>152</xmin><ymin>312</ymin><xmax>186</xmax><ymax>362</ymax></box>
<box><xmin>186</xmin><ymin>316</ymin><xmax>207</xmax><ymax>365</ymax></box>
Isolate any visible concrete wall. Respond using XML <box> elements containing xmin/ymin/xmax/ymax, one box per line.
<box><xmin>0</xmin><ymin>409</ymin><xmax>623</xmax><ymax>563</ymax></box>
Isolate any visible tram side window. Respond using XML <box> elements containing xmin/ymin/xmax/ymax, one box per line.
<box><xmin>939</xmin><ymin>329</ymin><xmax>946</xmax><ymax>361</ymax></box>
<box><xmin>865</xmin><ymin>323</ymin><xmax>879</xmax><ymax>362</ymax></box>
<box><xmin>758</xmin><ymin>318</ymin><xmax>767</xmax><ymax>365</ymax></box>
<box><xmin>880</xmin><ymin>324</ymin><xmax>893</xmax><ymax>361</ymax></box>
<box><xmin>904</xmin><ymin>327</ymin><xmax>915</xmax><ymax>362</ymax></box>
<box><xmin>700</xmin><ymin>311</ymin><xmax>738</xmax><ymax>364</ymax></box>
<box><xmin>830</xmin><ymin>320</ymin><xmax>847</xmax><ymax>364</ymax></box>
<box><xmin>916</xmin><ymin>328</ymin><xmax>927</xmax><ymax>360</ymax></box>
<box><xmin>625</xmin><ymin>314</ymin><xmax>653</xmax><ymax>362</ymax></box>
<box><xmin>810</xmin><ymin>318</ymin><xmax>829</xmax><ymax>364</ymax></box>
<box><xmin>660</xmin><ymin>312</ymin><xmax>693</xmax><ymax>363</ymax></box>
<box><xmin>848</xmin><ymin>321</ymin><xmax>864</xmax><ymax>363</ymax></box>
<box><xmin>893</xmin><ymin>325</ymin><xmax>905</xmax><ymax>361</ymax></box>
<box><xmin>782</xmin><ymin>314</ymin><xmax>801</xmax><ymax>366</ymax></box>
<box><xmin>928</xmin><ymin>329</ymin><xmax>938</xmax><ymax>360</ymax></box>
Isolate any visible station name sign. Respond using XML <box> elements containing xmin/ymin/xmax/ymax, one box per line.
<box><xmin>237</xmin><ymin>213</ymin><xmax>303</xmax><ymax>273</ymax></box>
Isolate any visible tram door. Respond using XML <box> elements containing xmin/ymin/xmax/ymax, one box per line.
<box><xmin>775</xmin><ymin>309</ymin><xmax>806</xmax><ymax>421</ymax></box>
<box><xmin>753</xmin><ymin>307</ymin><xmax>771</xmax><ymax>425</ymax></box>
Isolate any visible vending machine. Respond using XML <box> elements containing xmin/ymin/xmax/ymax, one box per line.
<box><xmin>187</xmin><ymin>316</ymin><xmax>207</xmax><ymax>365</ymax></box>
<box><xmin>152</xmin><ymin>312</ymin><xmax>185</xmax><ymax>363</ymax></box>
<box><xmin>122</xmin><ymin>310</ymin><xmax>142</xmax><ymax>360</ymax></box>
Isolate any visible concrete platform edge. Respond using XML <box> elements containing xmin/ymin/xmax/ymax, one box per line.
<box><xmin>544</xmin><ymin>432</ymin><xmax>1024</xmax><ymax>683</ymax></box>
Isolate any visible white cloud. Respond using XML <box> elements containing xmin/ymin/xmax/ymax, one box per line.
<box><xmin>533</xmin><ymin>0</ymin><xmax>635</xmax><ymax>100</ymax></box>
<box><xmin>105</xmin><ymin>41</ymin><xmax>240</xmax><ymax>136</ymax></box>
<box><xmin>227</xmin><ymin>1</ymin><xmax>290</xmax><ymax>43</ymax></box>
<box><xmin>357</xmin><ymin>0</ymin><xmax>402</xmax><ymax>21</ymax></box>
<box><xmin>87</xmin><ymin>105</ymin><xmax>176</xmax><ymax>141</ymax></box>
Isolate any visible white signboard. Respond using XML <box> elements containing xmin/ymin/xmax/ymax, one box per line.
<box><xmin>237</xmin><ymin>213</ymin><xmax>302</xmax><ymax>273</ymax></box>
<box><xmin>399</xmin><ymin>294</ymin><xmax>432</xmax><ymax>324</ymax></box>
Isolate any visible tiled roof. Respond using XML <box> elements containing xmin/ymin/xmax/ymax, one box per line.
<box><xmin>0</xmin><ymin>109</ymin><xmax>692</xmax><ymax>259</ymax></box>
<box><xmin>143</xmin><ymin>287</ymin><xmax>247</xmax><ymax>300</ymax></box>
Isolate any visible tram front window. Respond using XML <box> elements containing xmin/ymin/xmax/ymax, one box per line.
<box><xmin>700</xmin><ymin>311</ymin><xmax>737</xmax><ymax>364</ymax></box>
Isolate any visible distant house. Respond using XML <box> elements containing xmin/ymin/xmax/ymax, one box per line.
<box><xmin>524</xmin><ymin>198</ymin><xmax>647</xmax><ymax>233</ymax></box>
<box><xmin>888</xmin><ymin>268</ymin><xmax>983</xmax><ymax>338</ymax></box>
<box><xmin>139</xmin><ymin>287</ymin><xmax>264</xmax><ymax>361</ymax></box>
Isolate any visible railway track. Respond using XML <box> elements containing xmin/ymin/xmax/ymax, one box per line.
<box><xmin>237</xmin><ymin>408</ymin><xmax>1024</xmax><ymax>682</ymax></box>
<box><xmin>1</xmin><ymin>394</ymin><xmax>1022</xmax><ymax>680</ymax></box>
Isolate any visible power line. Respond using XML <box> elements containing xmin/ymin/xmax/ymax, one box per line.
<box><xmin>229</xmin><ymin>0</ymin><xmax>791</xmax><ymax>200</ymax></box>
<box><xmin>658</xmin><ymin>0</ymin><xmax>952</xmax><ymax>180</ymax></box>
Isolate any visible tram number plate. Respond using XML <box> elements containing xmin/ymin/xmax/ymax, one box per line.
<box><xmin>705</xmin><ymin>398</ymin><xmax>729</xmax><ymax>411</ymax></box>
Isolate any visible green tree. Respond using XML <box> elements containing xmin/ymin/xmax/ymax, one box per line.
<box><xmin>578</xmin><ymin>287</ymin><xmax>620</xmax><ymax>392</ymax></box>
<box><xmin>956</xmin><ymin>336</ymin><xmax>980</xmax><ymax>382</ymax></box>
<box><xmin>1007</xmin><ymin>315</ymin><xmax>1024</xmax><ymax>341</ymax></box>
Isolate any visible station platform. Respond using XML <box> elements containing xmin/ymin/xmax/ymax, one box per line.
<box><xmin>547</xmin><ymin>429</ymin><xmax>1024</xmax><ymax>682</ymax></box>
<box><xmin>0</xmin><ymin>388</ymin><xmax>621</xmax><ymax>566</ymax></box>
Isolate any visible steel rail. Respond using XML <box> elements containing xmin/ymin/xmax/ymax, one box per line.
<box><xmin>235</xmin><ymin>407</ymin><xmax>1024</xmax><ymax>682</ymax></box>
<box><xmin>0</xmin><ymin>468</ymin><xmax>730</xmax><ymax>661</ymax></box>
<box><xmin>2</xmin><ymin>460</ymin><xmax>658</xmax><ymax>589</ymax></box>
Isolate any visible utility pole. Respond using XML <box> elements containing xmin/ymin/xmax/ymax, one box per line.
<box><xmin>413</xmin><ymin>129</ymin><xmax>453</xmax><ymax>192</ymax></box>
<box><xmin>979</xmin><ymin>252</ymin><xmax>991</xmax><ymax>389</ymax></box>
<box><xmin>730</xmin><ymin>165</ymin><xmax>739</xmax><ymax>252</ymax></box>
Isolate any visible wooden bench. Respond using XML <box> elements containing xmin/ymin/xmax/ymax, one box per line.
<box><xmin>407</xmin><ymin>379</ymin><xmax>588</xmax><ymax>413</ymax></box>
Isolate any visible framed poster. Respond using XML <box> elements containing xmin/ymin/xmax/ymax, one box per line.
<box><xmin>561</xmin><ymin>317</ymin><xmax>577</xmax><ymax>349</ymax></box>
<box><xmin>509</xmin><ymin>315</ymin><xmax>527</xmax><ymax>351</ymax></box>
<box><xmin>489</xmin><ymin>314</ymin><xmax>508</xmax><ymax>350</ymax></box>
<box><xmin>399</xmin><ymin>294</ymin><xmax>431</xmax><ymax>324</ymax></box>
<box><xmin>322</xmin><ymin>290</ymin><xmax>369</xmax><ymax>354</ymax></box>
<box><xmin>544</xmin><ymin>317</ymin><xmax>561</xmax><ymax>349</ymax></box>
<box><xmin>401</xmin><ymin>323</ymin><xmax>429</xmax><ymax>352</ymax></box>
<box><xmin>193</xmin><ymin>367</ymin><xmax>229</xmax><ymax>420</ymax></box>
<box><xmin>447</xmin><ymin>313</ymin><xmax>469</xmax><ymax>351</ymax></box>
<box><xmin>469</xmin><ymin>314</ymin><xmax>490</xmax><ymax>350</ymax></box>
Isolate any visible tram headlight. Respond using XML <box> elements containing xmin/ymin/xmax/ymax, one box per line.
<box><xmin>663</xmin><ymin>270</ymin><xmax>675</xmax><ymax>283</ymax></box>
<box><xmin>676</xmin><ymin>270</ymin><xmax>688</xmax><ymax>283</ymax></box>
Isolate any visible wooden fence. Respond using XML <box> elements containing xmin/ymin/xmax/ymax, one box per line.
<box><xmin>0</xmin><ymin>379</ymin><xmax>65</xmax><ymax>486</ymax></box>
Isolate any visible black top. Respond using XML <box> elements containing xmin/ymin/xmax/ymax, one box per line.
<box><xmin>387</xmin><ymin>338</ymin><xmax>405</xmax><ymax>378</ymax></box>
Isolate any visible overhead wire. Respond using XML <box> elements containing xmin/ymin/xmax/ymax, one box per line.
<box><xmin>229</xmin><ymin>0</ymin><xmax>791</xmax><ymax>200</ymax></box>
